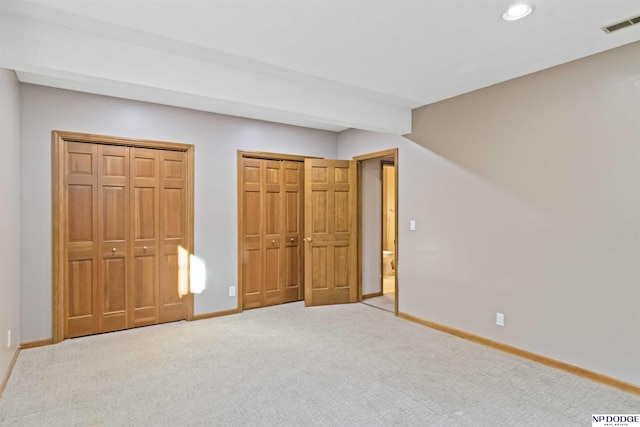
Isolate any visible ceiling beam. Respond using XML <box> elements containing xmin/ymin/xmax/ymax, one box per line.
<box><xmin>0</xmin><ymin>13</ymin><xmax>412</xmax><ymax>134</ymax></box>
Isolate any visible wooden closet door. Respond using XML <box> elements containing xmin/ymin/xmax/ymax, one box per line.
<box><xmin>159</xmin><ymin>150</ymin><xmax>188</xmax><ymax>322</ymax></box>
<box><xmin>241</xmin><ymin>157</ymin><xmax>305</xmax><ymax>310</ymax></box>
<box><xmin>65</xmin><ymin>142</ymin><xmax>99</xmax><ymax>338</ymax></box>
<box><xmin>263</xmin><ymin>160</ymin><xmax>285</xmax><ymax>307</ymax></box>
<box><xmin>129</xmin><ymin>148</ymin><xmax>160</xmax><ymax>327</ymax></box>
<box><xmin>241</xmin><ymin>158</ymin><xmax>264</xmax><ymax>309</ymax></box>
<box><xmin>283</xmin><ymin>161</ymin><xmax>303</xmax><ymax>303</ymax></box>
<box><xmin>96</xmin><ymin>145</ymin><xmax>129</xmax><ymax>333</ymax></box>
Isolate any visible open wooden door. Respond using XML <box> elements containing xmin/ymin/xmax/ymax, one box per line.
<box><xmin>304</xmin><ymin>159</ymin><xmax>358</xmax><ymax>306</ymax></box>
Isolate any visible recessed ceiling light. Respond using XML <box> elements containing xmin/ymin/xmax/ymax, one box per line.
<box><xmin>502</xmin><ymin>3</ymin><xmax>535</xmax><ymax>21</ymax></box>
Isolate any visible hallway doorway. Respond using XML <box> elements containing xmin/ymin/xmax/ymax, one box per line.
<box><xmin>355</xmin><ymin>149</ymin><xmax>398</xmax><ymax>315</ymax></box>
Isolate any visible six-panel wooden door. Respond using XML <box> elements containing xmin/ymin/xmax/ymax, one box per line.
<box><xmin>303</xmin><ymin>159</ymin><xmax>358</xmax><ymax>306</ymax></box>
<box><xmin>241</xmin><ymin>158</ymin><xmax>303</xmax><ymax>309</ymax></box>
<box><xmin>64</xmin><ymin>142</ymin><xmax>188</xmax><ymax>338</ymax></box>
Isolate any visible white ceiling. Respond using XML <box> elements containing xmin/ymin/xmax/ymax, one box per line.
<box><xmin>1</xmin><ymin>0</ymin><xmax>639</xmax><ymax>133</ymax></box>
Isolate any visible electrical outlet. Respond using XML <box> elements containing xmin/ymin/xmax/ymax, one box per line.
<box><xmin>496</xmin><ymin>312</ymin><xmax>505</xmax><ymax>327</ymax></box>
<box><xmin>229</xmin><ymin>286</ymin><xmax>236</xmax><ymax>297</ymax></box>
<box><xmin>7</xmin><ymin>330</ymin><xmax>11</xmax><ymax>348</ymax></box>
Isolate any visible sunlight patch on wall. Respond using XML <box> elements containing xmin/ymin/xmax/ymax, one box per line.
<box><xmin>177</xmin><ymin>245</ymin><xmax>207</xmax><ymax>296</ymax></box>
<box><xmin>178</xmin><ymin>246</ymin><xmax>189</xmax><ymax>297</ymax></box>
<box><xmin>190</xmin><ymin>254</ymin><xmax>206</xmax><ymax>294</ymax></box>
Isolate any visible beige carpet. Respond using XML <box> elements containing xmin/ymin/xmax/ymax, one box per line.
<box><xmin>1</xmin><ymin>302</ymin><xmax>639</xmax><ymax>426</ymax></box>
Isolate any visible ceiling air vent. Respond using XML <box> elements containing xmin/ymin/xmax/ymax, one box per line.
<box><xmin>602</xmin><ymin>14</ymin><xmax>640</xmax><ymax>33</ymax></box>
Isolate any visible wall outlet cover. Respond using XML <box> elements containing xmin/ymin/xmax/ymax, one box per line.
<box><xmin>496</xmin><ymin>312</ymin><xmax>505</xmax><ymax>327</ymax></box>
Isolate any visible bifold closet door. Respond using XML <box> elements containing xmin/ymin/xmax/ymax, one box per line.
<box><xmin>241</xmin><ymin>158</ymin><xmax>304</xmax><ymax>309</ymax></box>
<box><xmin>65</xmin><ymin>142</ymin><xmax>188</xmax><ymax>338</ymax></box>
<box><xmin>241</xmin><ymin>159</ymin><xmax>284</xmax><ymax>309</ymax></box>
<box><xmin>66</xmin><ymin>143</ymin><xmax>131</xmax><ymax>337</ymax></box>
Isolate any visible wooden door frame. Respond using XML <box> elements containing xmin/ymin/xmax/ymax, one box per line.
<box><xmin>353</xmin><ymin>148</ymin><xmax>399</xmax><ymax>315</ymax></box>
<box><xmin>236</xmin><ymin>150</ymin><xmax>321</xmax><ymax>312</ymax></box>
<box><xmin>52</xmin><ymin>131</ymin><xmax>195</xmax><ymax>343</ymax></box>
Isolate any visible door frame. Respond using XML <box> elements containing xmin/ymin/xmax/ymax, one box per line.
<box><xmin>52</xmin><ymin>130</ymin><xmax>195</xmax><ymax>343</ymax></box>
<box><xmin>353</xmin><ymin>148</ymin><xmax>399</xmax><ymax>315</ymax></box>
<box><xmin>236</xmin><ymin>150</ymin><xmax>321</xmax><ymax>313</ymax></box>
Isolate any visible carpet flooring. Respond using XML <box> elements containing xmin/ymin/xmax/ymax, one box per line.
<box><xmin>1</xmin><ymin>302</ymin><xmax>638</xmax><ymax>426</ymax></box>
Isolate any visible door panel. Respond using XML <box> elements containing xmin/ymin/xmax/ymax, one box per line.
<box><xmin>265</xmin><ymin>245</ymin><xmax>280</xmax><ymax>294</ymax></box>
<box><xmin>283</xmin><ymin>161</ymin><xmax>303</xmax><ymax>302</ymax></box>
<box><xmin>68</xmin><ymin>260</ymin><xmax>93</xmax><ymax>317</ymax></box>
<box><xmin>97</xmin><ymin>145</ymin><xmax>129</xmax><ymax>333</ymax></box>
<box><xmin>134</xmin><ymin>256</ymin><xmax>156</xmax><ymax>306</ymax></box>
<box><xmin>263</xmin><ymin>160</ymin><xmax>284</xmax><ymax>306</ymax></box>
<box><xmin>65</xmin><ymin>142</ymin><xmax>98</xmax><ymax>338</ymax></box>
<box><xmin>242</xmin><ymin>158</ymin><xmax>264</xmax><ymax>309</ymax></box>
<box><xmin>285</xmin><ymin>243</ymin><xmax>301</xmax><ymax>302</ymax></box>
<box><xmin>304</xmin><ymin>159</ymin><xmax>357</xmax><ymax>306</ymax></box>
<box><xmin>163</xmin><ymin>189</ymin><xmax>183</xmax><ymax>238</ymax></box>
<box><xmin>242</xmin><ymin>239</ymin><xmax>263</xmax><ymax>309</ymax></box>
<box><xmin>68</xmin><ymin>185</ymin><xmax>93</xmax><ymax>242</ymax></box>
<box><xmin>129</xmin><ymin>148</ymin><xmax>160</xmax><ymax>327</ymax></box>
<box><xmin>159</xmin><ymin>150</ymin><xmax>188</xmax><ymax>322</ymax></box>
<box><xmin>241</xmin><ymin>158</ymin><xmax>287</xmax><ymax>308</ymax></box>
<box><xmin>311</xmin><ymin>246</ymin><xmax>327</xmax><ymax>289</ymax></box>
<box><xmin>134</xmin><ymin>188</ymin><xmax>155</xmax><ymax>239</ymax></box>
<box><xmin>66</xmin><ymin>258</ymin><xmax>94</xmax><ymax>338</ymax></box>
<box><xmin>102</xmin><ymin>186</ymin><xmax>127</xmax><ymax>241</ymax></box>
<box><xmin>103</xmin><ymin>258</ymin><xmax>127</xmax><ymax>315</ymax></box>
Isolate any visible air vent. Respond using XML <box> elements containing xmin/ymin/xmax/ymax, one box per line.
<box><xmin>602</xmin><ymin>14</ymin><xmax>640</xmax><ymax>33</ymax></box>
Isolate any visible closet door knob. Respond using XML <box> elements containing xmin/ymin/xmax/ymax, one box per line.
<box><xmin>304</xmin><ymin>237</ymin><xmax>312</xmax><ymax>243</ymax></box>
<box><xmin>290</xmin><ymin>238</ymin><xmax>294</xmax><ymax>242</ymax></box>
<box><xmin>112</xmin><ymin>248</ymin><xmax>116</xmax><ymax>252</ymax></box>
<box><xmin>272</xmin><ymin>240</ymin><xmax>276</xmax><ymax>245</ymax></box>
<box><xmin>143</xmin><ymin>246</ymin><xmax>148</xmax><ymax>251</ymax></box>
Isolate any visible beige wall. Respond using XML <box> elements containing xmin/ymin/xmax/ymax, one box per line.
<box><xmin>0</xmin><ymin>69</ymin><xmax>21</xmax><ymax>380</ymax></box>
<box><xmin>19</xmin><ymin>84</ymin><xmax>339</xmax><ymax>343</ymax></box>
<box><xmin>340</xmin><ymin>41</ymin><xmax>640</xmax><ymax>386</ymax></box>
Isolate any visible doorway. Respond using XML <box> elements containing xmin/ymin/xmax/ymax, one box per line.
<box><xmin>355</xmin><ymin>149</ymin><xmax>398</xmax><ymax>315</ymax></box>
<box><xmin>381</xmin><ymin>159</ymin><xmax>396</xmax><ymax>305</ymax></box>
